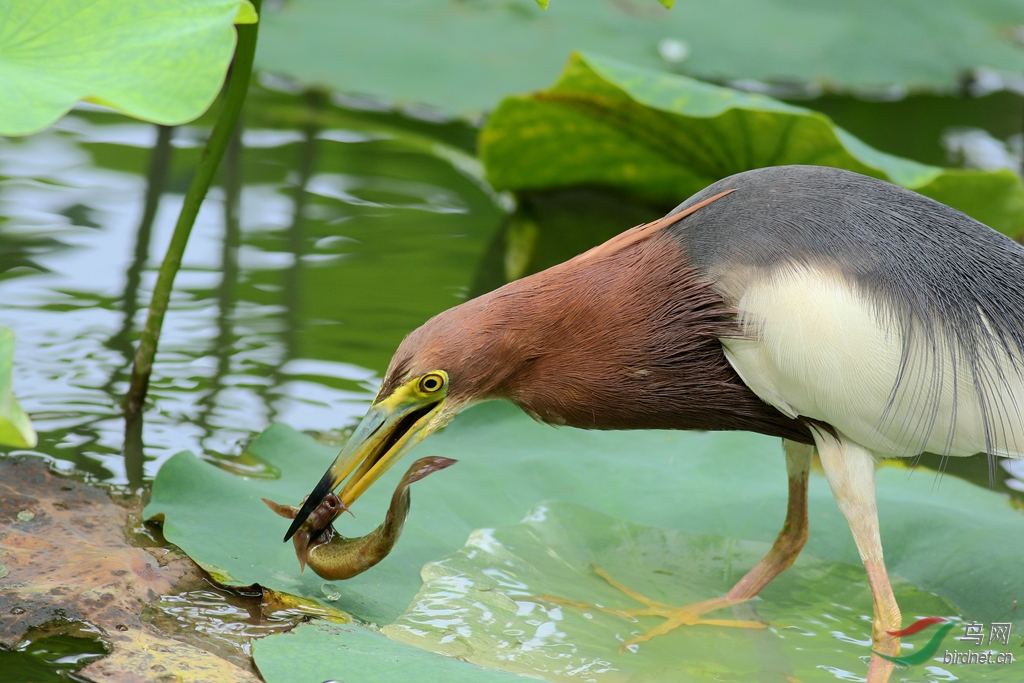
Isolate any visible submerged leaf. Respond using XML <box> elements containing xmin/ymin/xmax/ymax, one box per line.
<box><xmin>0</xmin><ymin>0</ymin><xmax>258</xmax><ymax>136</ymax></box>
<box><xmin>480</xmin><ymin>53</ymin><xmax>1024</xmax><ymax>237</ymax></box>
<box><xmin>0</xmin><ymin>327</ymin><xmax>36</xmax><ymax>449</ymax></box>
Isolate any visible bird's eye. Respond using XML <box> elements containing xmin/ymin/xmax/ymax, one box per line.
<box><xmin>418</xmin><ymin>373</ymin><xmax>445</xmax><ymax>394</ymax></box>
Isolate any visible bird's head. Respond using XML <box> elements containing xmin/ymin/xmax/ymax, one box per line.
<box><xmin>282</xmin><ymin>293</ymin><xmax>523</xmax><ymax>542</ymax></box>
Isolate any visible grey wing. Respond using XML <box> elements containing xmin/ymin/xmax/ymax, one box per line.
<box><xmin>668</xmin><ymin>165</ymin><xmax>1024</xmax><ymax>460</ymax></box>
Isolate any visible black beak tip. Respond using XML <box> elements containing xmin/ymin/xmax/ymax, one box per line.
<box><xmin>282</xmin><ymin>471</ymin><xmax>337</xmax><ymax>542</ymax></box>
<box><xmin>282</xmin><ymin>513</ymin><xmax>306</xmax><ymax>543</ymax></box>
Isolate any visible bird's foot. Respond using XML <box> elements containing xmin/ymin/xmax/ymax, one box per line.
<box><xmin>865</xmin><ymin>602</ymin><xmax>901</xmax><ymax>682</ymax></box>
<box><xmin>536</xmin><ymin>564</ymin><xmax>766</xmax><ymax>650</ymax></box>
<box><xmin>863</xmin><ymin>562</ymin><xmax>901</xmax><ymax>682</ymax></box>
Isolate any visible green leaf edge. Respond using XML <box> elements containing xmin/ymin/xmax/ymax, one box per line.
<box><xmin>236</xmin><ymin>0</ymin><xmax>259</xmax><ymax>23</ymax></box>
<box><xmin>0</xmin><ymin>327</ymin><xmax>37</xmax><ymax>449</ymax></box>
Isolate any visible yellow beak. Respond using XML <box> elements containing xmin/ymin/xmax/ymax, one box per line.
<box><xmin>283</xmin><ymin>375</ymin><xmax>446</xmax><ymax>542</ymax></box>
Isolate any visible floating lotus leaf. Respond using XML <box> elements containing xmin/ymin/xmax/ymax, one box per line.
<box><xmin>383</xmin><ymin>502</ymin><xmax>972</xmax><ymax>682</ymax></box>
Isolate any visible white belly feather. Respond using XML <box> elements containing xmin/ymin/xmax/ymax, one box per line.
<box><xmin>720</xmin><ymin>266</ymin><xmax>1024</xmax><ymax>458</ymax></box>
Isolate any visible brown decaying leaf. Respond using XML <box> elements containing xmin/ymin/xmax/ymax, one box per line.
<box><xmin>0</xmin><ymin>456</ymin><xmax>259</xmax><ymax>683</ymax></box>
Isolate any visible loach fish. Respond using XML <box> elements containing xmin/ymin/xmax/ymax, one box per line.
<box><xmin>263</xmin><ymin>455</ymin><xmax>456</xmax><ymax>580</ymax></box>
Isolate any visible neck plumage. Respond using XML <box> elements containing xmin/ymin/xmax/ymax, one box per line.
<box><xmin>428</xmin><ymin>230</ymin><xmax>811</xmax><ymax>443</ymax></box>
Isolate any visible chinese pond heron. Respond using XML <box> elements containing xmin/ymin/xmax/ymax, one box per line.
<box><xmin>285</xmin><ymin>165</ymin><xmax>1024</xmax><ymax>681</ymax></box>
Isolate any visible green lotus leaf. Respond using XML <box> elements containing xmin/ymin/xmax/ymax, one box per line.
<box><xmin>480</xmin><ymin>53</ymin><xmax>1024</xmax><ymax>237</ymax></box>
<box><xmin>383</xmin><ymin>502</ymin><xmax>970</xmax><ymax>682</ymax></box>
<box><xmin>254</xmin><ymin>0</ymin><xmax>1024</xmax><ymax>115</ymax></box>
<box><xmin>252</xmin><ymin>621</ymin><xmax>525</xmax><ymax>683</ymax></box>
<box><xmin>0</xmin><ymin>0</ymin><xmax>258</xmax><ymax>136</ymax></box>
<box><xmin>0</xmin><ymin>327</ymin><xmax>36</xmax><ymax>449</ymax></box>
<box><xmin>147</xmin><ymin>402</ymin><xmax>1024</xmax><ymax>680</ymax></box>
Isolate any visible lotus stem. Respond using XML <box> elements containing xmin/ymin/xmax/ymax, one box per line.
<box><xmin>124</xmin><ymin>1</ymin><xmax>262</xmax><ymax>417</ymax></box>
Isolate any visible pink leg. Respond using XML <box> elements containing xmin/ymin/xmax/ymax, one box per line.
<box><xmin>864</xmin><ymin>561</ymin><xmax>901</xmax><ymax>682</ymax></box>
<box><xmin>811</xmin><ymin>427</ymin><xmax>900</xmax><ymax>683</ymax></box>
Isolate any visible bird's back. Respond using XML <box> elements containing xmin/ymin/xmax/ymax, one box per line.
<box><xmin>666</xmin><ymin>165</ymin><xmax>1024</xmax><ymax>460</ymax></box>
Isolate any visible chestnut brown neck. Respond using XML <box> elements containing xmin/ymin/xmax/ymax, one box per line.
<box><xmin>387</xmin><ymin>230</ymin><xmax>812</xmax><ymax>444</ymax></box>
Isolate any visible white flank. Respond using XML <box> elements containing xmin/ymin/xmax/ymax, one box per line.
<box><xmin>720</xmin><ymin>265</ymin><xmax>1024</xmax><ymax>459</ymax></box>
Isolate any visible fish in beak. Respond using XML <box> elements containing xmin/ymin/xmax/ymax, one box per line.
<box><xmin>283</xmin><ymin>371</ymin><xmax>449</xmax><ymax>542</ymax></box>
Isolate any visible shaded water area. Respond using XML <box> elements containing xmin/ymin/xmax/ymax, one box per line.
<box><xmin>2</xmin><ymin>80</ymin><xmax>1024</xmax><ymax>679</ymax></box>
